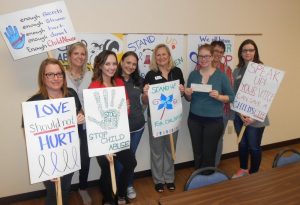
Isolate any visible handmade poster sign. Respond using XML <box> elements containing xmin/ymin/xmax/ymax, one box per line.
<box><xmin>148</xmin><ymin>80</ymin><xmax>183</xmax><ymax>137</ymax></box>
<box><xmin>232</xmin><ymin>62</ymin><xmax>285</xmax><ymax>122</ymax></box>
<box><xmin>126</xmin><ymin>34</ymin><xmax>184</xmax><ymax>77</ymax></box>
<box><xmin>54</xmin><ymin>33</ymin><xmax>124</xmax><ymax>69</ymax></box>
<box><xmin>83</xmin><ymin>87</ymin><xmax>130</xmax><ymax>157</ymax></box>
<box><xmin>22</xmin><ymin>97</ymin><xmax>80</xmax><ymax>184</ymax></box>
<box><xmin>0</xmin><ymin>1</ymin><xmax>77</xmax><ymax>60</ymax></box>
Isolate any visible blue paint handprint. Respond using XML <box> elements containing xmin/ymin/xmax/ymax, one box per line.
<box><xmin>4</xmin><ymin>25</ymin><xmax>25</xmax><ymax>49</ymax></box>
<box><xmin>158</xmin><ymin>94</ymin><xmax>174</xmax><ymax>120</ymax></box>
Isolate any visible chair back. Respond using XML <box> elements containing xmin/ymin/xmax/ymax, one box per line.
<box><xmin>272</xmin><ymin>148</ymin><xmax>300</xmax><ymax>168</ymax></box>
<box><xmin>184</xmin><ymin>167</ymin><xmax>230</xmax><ymax>191</ymax></box>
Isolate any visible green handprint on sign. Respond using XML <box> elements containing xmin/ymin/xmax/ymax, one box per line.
<box><xmin>88</xmin><ymin>89</ymin><xmax>125</xmax><ymax>130</ymax></box>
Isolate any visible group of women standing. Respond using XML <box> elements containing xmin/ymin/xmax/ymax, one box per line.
<box><xmin>24</xmin><ymin>39</ymin><xmax>269</xmax><ymax>205</ymax></box>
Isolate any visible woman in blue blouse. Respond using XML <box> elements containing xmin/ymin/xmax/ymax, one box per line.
<box><xmin>185</xmin><ymin>44</ymin><xmax>234</xmax><ymax>169</ymax></box>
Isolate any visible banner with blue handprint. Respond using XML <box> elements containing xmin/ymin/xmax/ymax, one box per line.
<box><xmin>83</xmin><ymin>87</ymin><xmax>130</xmax><ymax>157</ymax></box>
<box><xmin>22</xmin><ymin>97</ymin><xmax>80</xmax><ymax>184</ymax></box>
<box><xmin>0</xmin><ymin>1</ymin><xmax>77</xmax><ymax>60</ymax></box>
<box><xmin>148</xmin><ymin>80</ymin><xmax>182</xmax><ymax>138</ymax></box>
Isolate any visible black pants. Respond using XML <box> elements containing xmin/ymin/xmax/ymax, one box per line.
<box><xmin>188</xmin><ymin>114</ymin><xmax>224</xmax><ymax>169</ymax></box>
<box><xmin>78</xmin><ymin>128</ymin><xmax>90</xmax><ymax>190</ymax></box>
<box><xmin>97</xmin><ymin>149</ymin><xmax>137</xmax><ymax>203</ymax></box>
<box><xmin>43</xmin><ymin>173</ymin><xmax>73</xmax><ymax>205</ymax></box>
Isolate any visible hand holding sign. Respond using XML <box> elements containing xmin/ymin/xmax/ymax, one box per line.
<box><xmin>4</xmin><ymin>25</ymin><xmax>25</xmax><ymax>49</ymax></box>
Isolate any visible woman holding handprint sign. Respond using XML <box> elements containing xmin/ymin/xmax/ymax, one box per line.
<box><xmin>89</xmin><ymin>50</ymin><xmax>136</xmax><ymax>205</ymax></box>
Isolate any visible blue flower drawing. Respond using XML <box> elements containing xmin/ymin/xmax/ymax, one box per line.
<box><xmin>157</xmin><ymin>94</ymin><xmax>174</xmax><ymax>120</ymax></box>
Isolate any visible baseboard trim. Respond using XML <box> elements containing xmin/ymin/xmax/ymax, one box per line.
<box><xmin>1</xmin><ymin>138</ymin><xmax>299</xmax><ymax>204</ymax></box>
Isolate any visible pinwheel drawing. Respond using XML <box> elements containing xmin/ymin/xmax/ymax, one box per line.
<box><xmin>157</xmin><ymin>94</ymin><xmax>174</xmax><ymax>120</ymax></box>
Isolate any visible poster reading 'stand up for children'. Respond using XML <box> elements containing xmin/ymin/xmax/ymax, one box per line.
<box><xmin>22</xmin><ymin>97</ymin><xmax>80</xmax><ymax>184</ymax></box>
<box><xmin>0</xmin><ymin>1</ymin><xmax>77</xmax><ymax>60</ymax></box>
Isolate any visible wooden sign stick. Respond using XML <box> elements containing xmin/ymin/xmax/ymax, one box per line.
<box><xmin>55</xmin><ymin>178</ymin><xmax>63</xmax><ymax>205</ymax></box>
<box><xmin>109</xmin><ymin>154</ymin><xmax>117</xmax><ymax>195</ymax></box>
<box><xmin>237</xmin><ymin>125</ymin><xmax>246</xmax><ymax>144</ymax></box>
<box><xmin>169</xmin><ymin>134</ymin><xmax>176</xmax><ymax>161</ymax></box>
<box><xmin>47</xmin><ymin>51</ymin><xmax>54</xmax><ymax>58</ymax></box>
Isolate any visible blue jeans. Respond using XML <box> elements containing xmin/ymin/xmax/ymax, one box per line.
<box><xmin>116</xmin><ymin>127</ymin><xmax>145</xmax><ymax>186</ymax></box>
<box><xmin>234</xmin><ymin>114</ymin><xmax>265</xmax><ymax>174</ymax></box>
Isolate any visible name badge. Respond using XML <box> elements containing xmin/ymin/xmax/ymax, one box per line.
<box><xmin>155</xmin><ymin>76</ymin><xmax>162</xmax><ymax>80</ymax></box>
<box><xmin>191</xmin><ymin>83</ymin><xmax>212</xmax><ymax>93</ymax></box>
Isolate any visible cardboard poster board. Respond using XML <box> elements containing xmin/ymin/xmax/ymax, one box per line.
<box><xmin>148</xmin><ymin>80</ymin><xmax>182</xmax><ymax>137</ymax></box>
<box><xmin>0</xmin><ymin>1</ymin><xmax>77</xmax><ymax>60</ymax></box>
<box><xmin>22</xmin><ymin>97</ymin><xmax>80</xmax><ymax>184</ymax></box>
<box><xmin>83</xmin><ymin>87</ymin><xmax>130</xmax><ymax>157</ymax></box>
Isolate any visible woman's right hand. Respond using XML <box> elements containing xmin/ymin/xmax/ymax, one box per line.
<box><xmin>143</xmin><ymin>84</ymin><xmax>150</xmax><ymax>96</ymax></box>
<box><xmin>184</xmin><ymin>87</ymin><xmax>193</xmax><ymax>97</ymax></box>
<box><xmin>105</xmin><ymin>154</ymin><xmax>115</xmax><ymax>163</ymax></box>
<box><xmin>240</xmin><ymin>114</ymin><xmax>255</xmax><ymax>126</ymax></box>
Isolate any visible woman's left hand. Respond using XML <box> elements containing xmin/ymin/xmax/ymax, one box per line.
<box><xmin>179</xmin><ymin>84</ymin><xmax>185</xmax><ymax>96</ymax></box>
<box><xmin>240</xmin><ymin>114</ymin><xmax>255</xmax><ymax>126</ymax></box>
<box><xmin>209</xmin><ymin>90</ymin><xmax>220</xmax><ymax>100</ymax></box>
<box><xmin>77</xmin><ymin>112</ymin><xmax>85</xmax><ymax>124</ymax></box>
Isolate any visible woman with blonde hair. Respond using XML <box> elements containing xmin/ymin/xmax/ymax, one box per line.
<box><xmin>66</xmin><ymin>42</ymin><xmax>93</xmax><ymax>205</ymax></box>
<box><xmin>142</xmin><ymin>44</ymin><xmax>185</xmax><ymax>193</ymax></box>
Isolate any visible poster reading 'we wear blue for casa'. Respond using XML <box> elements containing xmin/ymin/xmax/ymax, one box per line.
<box><xmin>0</xmin><ymin>1</ymin><xmax>77</xmax><ymax>60</ymax></box>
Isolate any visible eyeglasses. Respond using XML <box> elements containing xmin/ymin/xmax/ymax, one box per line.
<box><xmin>44</xmin><ymin>72</ymin><xmax>64</xmax><ymax>79</ymax></box>
<box><xmin>198</xmin><ymin>55</ymin><xmax>212</xmax><ymax>60</ymax></box>
<box><xmin>242</xmin><ymin>49</ymin><xmax>255</xmax><ymax>53</ymax></box>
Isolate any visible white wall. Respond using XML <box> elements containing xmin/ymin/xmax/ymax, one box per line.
<box><xmin>1</xmin><ymin>0</ymin><xmax>300</xmax><ymax>198</ymax></box>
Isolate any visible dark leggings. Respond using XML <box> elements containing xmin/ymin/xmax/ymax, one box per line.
<box><xmin>234</xmin><ymin>115</ymin><xmax>265</xmax><ymax>174</ymax></box>
<box><xmin>188</xmin><ymin>114</ymin><xmax>224</xmax><ymax>169</ymax></box>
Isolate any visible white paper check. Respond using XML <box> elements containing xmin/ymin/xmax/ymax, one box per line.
<box><xmin>191</xmin><ymin>83</ymin><xmax>212</xmax><ymax>92</ymax></box>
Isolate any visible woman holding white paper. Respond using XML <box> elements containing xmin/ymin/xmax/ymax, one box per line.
<box><xmin>232</xmin><ymin>39</ymin><xmax>270</xmax><ymax>178</ymax></box>
<box><xmin>25</xmin><ymin>58</ymin><xmax>85</xmax><ymax>205</ymax></box>
<box><xmin>88</xmin><ymin>50</ymin><xmax>136</xmax><ymax>205</ymax></box>
<box><xmin>185</xmin><ymin>44</ymin><xmax>234</xmax><ymax>171</ymax></box>
<box><xmin>142</xmin><ymin>44</ymin><xmax>185</xmax><ymax>193</ymax></box>
<box><xmin>65</xmin><ymin>42</ymin><xmax>93</xmax><ymax>205</ymax></box>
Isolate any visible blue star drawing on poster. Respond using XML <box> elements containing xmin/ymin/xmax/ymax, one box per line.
<box><xmin>158</xmin><ymin>94</ymin><xmax>174</xmax><ymax>120</ymax></box>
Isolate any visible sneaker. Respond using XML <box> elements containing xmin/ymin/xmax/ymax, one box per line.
<box><xmin>127</xmin><ymin>186</ymin><xmax>137</xmax><ymax>199</ymax></box>
<box><xmin>166</xmin><ymin>183</ymin><xmax>176</xmax><ymax>191</ymax></box>
<box><xmin>117</xmin><ymin>197</ymin><xmax>126</xmax><ymax>205</ymax></box>
<box><xmin>232</xmin><ymin>169</ymin><xmax>249</xmax><ymax>178</ymax></box>
<box><xmin>154</xmin><ymin>183</ymin><xmax>164</xmax><ymax>193</ymax></box>
<box><xmin>78</xmin><ymin>189</ymin><xmax>92</xmax><ymax>205</ymax></box>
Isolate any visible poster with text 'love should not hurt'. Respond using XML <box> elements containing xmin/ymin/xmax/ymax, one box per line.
<box><xmin>83</xmin><ymin>87</ymin><xmax>130</xmax><ymax>157</ymax></box>
<box><xmin>0</xmin><ymin>1</ymin><xmax>77</xmax><ymax>60</ymax></box>
<box><xmin>22</xmin><ymin>97</ymin><xmax>80</xmax><ymax>184</ymax></box>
